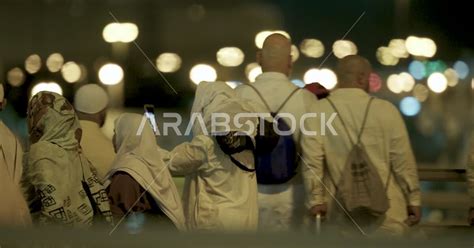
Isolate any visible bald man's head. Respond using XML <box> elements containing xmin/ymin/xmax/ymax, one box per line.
<box><xmin>336</xmin><ymin>55</ymin><xmax>372</xmax><ymax>91</ymax></box>
<box><xmin>257</xmin><ymin>33</ymin><xmax>292</xmax><ymax>76</ymax></box>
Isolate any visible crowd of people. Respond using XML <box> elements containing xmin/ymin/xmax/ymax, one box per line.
<box><xmin>0</xmin><ymin>34</ymin><xmax>473</xmax><ymax>237</ymax></box>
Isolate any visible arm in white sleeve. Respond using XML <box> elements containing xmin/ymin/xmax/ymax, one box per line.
<box><xmin>388</xmin><ymin>105</ymin><xmax>421</xmax><ymax>206</ymax></box>
<box><xmin>167</xmin><ymin>135</ymin><xmax>212</xmax><ymax>176</ymax></box>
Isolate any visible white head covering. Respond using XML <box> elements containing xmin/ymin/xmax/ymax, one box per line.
<box><xmin>191</xmin><ymin>81</ymin><xmax>258</xmax><ymax>137</ymax></box>
<box><xmin>0</xmin><ymin>84</ymin><xmax>4</xmax><ymax>103</ymax></box>
<box><xmin>191</xmin><ymin>81</ymin><xmax>258</xmax><ymax>168</ymax></box>
<box><xmin>74</xmin><ymin>84</ymin><xmax>109</xmax><ymax>114</ymax></box>
<box><xmin>108</xmin><ymin>113</ymin><xmax>186</xmax><ymax>230</ymax></box>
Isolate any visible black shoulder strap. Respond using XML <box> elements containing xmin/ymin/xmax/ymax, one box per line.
<box><xmin>246</xmin><ymin>83</ymin><xmax>299</xmax><ymax>115</ymax></box>
<box><xmin>229</xmin><ymin>155</ymin><xmax>255</xmax><ymax>172</ymax></box>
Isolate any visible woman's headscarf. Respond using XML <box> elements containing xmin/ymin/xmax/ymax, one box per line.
<box><xmin>25</xmin><ymin>92</ymin><xmax>112</xmax><ymax>226</ymax></box>
<box><xmin>108</xmin><ymin>113</ymin><xmax>186</xmax><ymax>230</ymax></box>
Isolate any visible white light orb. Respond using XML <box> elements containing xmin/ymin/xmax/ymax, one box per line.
<box><xmin>216</xmin><ymin>47</ymin><xmax>245</xmax><ymax>67</ymax></box>
<box><xmin>61</xmin><ymin>61</ymin><xmax>82</xmax><ymax>83</ymax></box>
<box><xmin>46</xmin><ymin>53</ymin><xmax>64</xmax><ymax>73</ymax></box>
<box><xmin>7</xmin><ymin>67</ymin><xmax>25</xmax><ymax>87</ymax></box>
<box><xmin>332</xmin><ymin>40</ymin><xmax>357</xmax><ymax>59</ymax></box>
<box><xmin>399</xmin><ymin>72</ymin><xmax>415</xmax><ymax>92</ymax></box>
<box><xmin>387</xmin><ymin>74</ymin><xmax>404</xmax><ymax>94</ymax></box>
<box><xmin>189</xmin><ymin>64</ymin><xmax>217</xmax><ymax>85</ymax></box>
<box><xmin>427</xmin><ymin>72</ymin><xmax>448</xmax><ymax>93</ymax></box>
<box><xmin>156</xmin><ymin>53</ymin><xmax>182</xmax><ymax>73</ymax></box>
<box><xmin>99</xmin><ymin>63</ymin><xmax>124</xmax><ymax>85</ymax></box>
<box><xmin>388</xmin><ymin>39</ymin><xmax>409</xmax><ymax>58</ymax></box>
<box><xmin>102</xmin><ymin>22</ymin><xmax>139</xmax><ymax>43</ymax></box>
<box><xmin>25</xmin><ymin>54</ymin><xmax>42</xmax><ymax>74</ymax></box>
<box><xmin>300</xmin><ymin>39</ymin><xmax>324</xmax><ymax>58</ymax></box>
<box><xmin>376</xmin><ymin>46</ymin><xmax>399</xmax><ymax>66</ymax></box>
<box><xmin>31</xmin><ymin>82</ymin><xmax>63</xmax><ymax>97</ymax></box>
<box><xmin>303</xmin><ymin>68</ymin><xmax>337</xmax><ymax>90</ymax></box>
<box><xmin>405</xmin><ymin>36</ymin><xmax>437</xmax><ymax>58</ymax></box>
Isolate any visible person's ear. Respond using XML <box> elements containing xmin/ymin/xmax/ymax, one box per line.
<box><xmin>256</xmin><ymin>51</ymin><xmax>262</xmax><ymax>66</ymax></box>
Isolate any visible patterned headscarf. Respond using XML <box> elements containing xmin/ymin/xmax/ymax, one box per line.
<box><xmin>25</xmin><ymin>92</ymin><xmax>113</xmax><ymax>226</ymax></box>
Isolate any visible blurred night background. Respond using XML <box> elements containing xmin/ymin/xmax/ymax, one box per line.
<box><xmin>0</xmin><ymin>0</ymin><xmax>473</xmax><ymax>225</ymax></box>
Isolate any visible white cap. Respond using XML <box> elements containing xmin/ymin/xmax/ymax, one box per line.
<box><xmin>0</xmin><ymin>84</ymin><xmax>4</xmax><ymax>103</ymax></box>
<box><xmin>74</xmin><ymin>84</ymin><xmax>109</xmax><ymax>114</ymax></box>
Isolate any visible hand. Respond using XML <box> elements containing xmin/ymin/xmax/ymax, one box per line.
<box><xmin>404</xmin><ymin>205</ymin><xmax>421</xmax><ymax>226</ymax></box>
<box><xmin>309</xmin><ymin>204</ymin><xmax>328</xmax><ymax>219</ymax></box>
<box><xmin>468</xmin><ymin>208</ymin><xmax>474</xmax><ymax>226</ymax></box>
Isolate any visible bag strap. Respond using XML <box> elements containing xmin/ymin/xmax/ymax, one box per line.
<box><xmin>327</xmin><ymin>97</ymin><xmax>393</xmax><ymax>192</ymax></box>
<box><xmin>229</xmin><ymin>155</ymin><xmax>256</xmax><ymax>172</ymax></box>
<box><xmin>326</xmin><ymin>97</ymin><xmax>374</xmax><ymax>146</ymax></box>
<box><xmin>246</xmin><ymin>83</ymin><xmax>299</xmax><ymax>115</ymax></box>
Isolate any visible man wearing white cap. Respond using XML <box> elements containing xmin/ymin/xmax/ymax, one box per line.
<box><xmin>74</xmin><ymin>84</ymin><xmax>115</xmax><ymax>180</ymax></box>
<box><xmin>0</xmin><ymin>83</ymin><xmax>32</xmax><ymax>227</ymax></box>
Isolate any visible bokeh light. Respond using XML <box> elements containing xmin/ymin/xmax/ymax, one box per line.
<box><xmin>413</xmin><ymin>84</ymin><xmax>429</xmax><ymax>102</ymax></box>
<box><xmin>102</xmin><ymin>22</ymin><xmax>139</xmax><ymax>43</ymax></box>
<box><xmin>405</xmin><ymin>36</ymin><xmax>437</xmax><ymax>58</ymax></box>
<box><xmin>369</xmin><ymin>72</ymin><xmax>382</xmax><ymax>93</ymax></box>
<box><xmin>7</xmin><ymin>67</ymin><xmax>25</xmax><ymax>87</ymax></box>
<box><xmin>291</xmin><ymin>45</ymin><xmax>299</xmax><ymax>63</ymax></box>
<box><xmin>245</xmin><ymin>63</ymin><xmax>262</xmax><ymax>82</ymax></box>
<box><xmin>376</xmin><ymin>46</ymin><xmax>399</xmax><ymax>66</ymax></box>
<box><xmin>31</xmin><ymin>82</ymin><xmax>63</xmax><ymax>97</ymax></box>
<box><xmin>226</xmin><ymin>81</ymin><xmax>241</xmax><ymax>89</ymax></box>
<box><xmin>25</xmin><ymin>54</ymin><xmax>42</xmax><ymax>74</ymax></box>
<box><xmin>46</xmin><ymin>53</ymin><xmax>64</xmax><ymax>73</ymax></box>
<box><xmin>427</xmin><ymin>72</ymin><xmax>448</xmax><ymax>93</ymax></box>
<box><xmin>255</xmin><ymin>30</ymin><xmax>291</xmax><ymax>49</ymax></box>
<box><xmin>61</xmin><ymin>61</ymin><xmax>82</xmax><ymax>83</ymax></box>
<box><xmin>300</xmin><ymin>39</ymin><xmax>324</xmax><ymax>58</ymax></box>
<box><xmin>453</xmin><ymin>60</ymin><xmax>469</xmax><ymax>79</ymax></box>
<box><xmin>303</xmin><ymin>68</ymin><xmax>337</xmax><ymax>89</ymax></box>
<box><xmin>216</xmin><ymin>47</ymin><xmax>245</xmax><ymax>67</ymax></box>
<box><xmin>291</xmin><ymin>79</ymin><xmax>305</xmax><ymax>88</ymax></box>
<box><xmin>332</xmin><ymin>40</ymin><xmax>357</xmax><ymax>59</ymax></box>
<box><xmin>387</xmin><ymin>74</ymin><xmax>404</xmax><ymax>94</ymax></box>
<box><xmin>400</xmin><ymin>96</ymin><xmax>421</xmax><ymax>117</ymax></box>
<box><xmin>99</xmin><ymin>63</ymin><xmax>124</xmax><ymax>85</ymax></box>
<box><xmin>444</xmin><ymin>68</ymin><xmax>459</xmax><ymax>87</ymax></box>
<box><xmin>189</xmin><ymin>64</ymin><xmax>217</xmax><ymax>85</ymax></box>
<box><xmin>408</xmin><ymin>60</ymin><xmax>426</xmax><ymax>80</ymax></box>
<box><xmin>400</xmin><ymin>72</ymin><xmax>415</xmax><ymax>92</ymax></box>
<box><xmin>156</xmin><ymin>53</ymin><xmax>182</xmax><ymax>73</ymax></box>
<box><xmin>425</xmin><ymin>60</ymin><xmax>447</xmax><ymax>75</ymax></box>
<box><xmin>388</xmin><ymin>39</ymin><xmax>409</xmax><ymax>58</ymax></box>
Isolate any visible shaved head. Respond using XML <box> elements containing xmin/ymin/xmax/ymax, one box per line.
<box><xmin>336</xmin><ymin>55</ymin><xmax>372</xmax><ymax>91</ymax></box>
<box><xmin>257</xmin><ymin>33</ymin><xmax>292</xmax><ymax>76</ymax></box>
